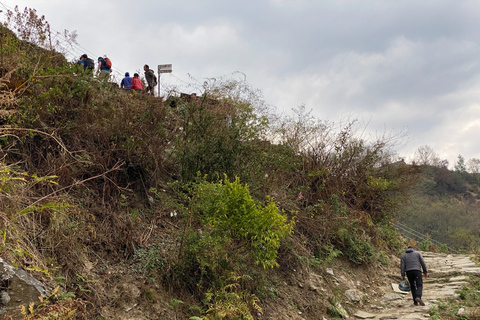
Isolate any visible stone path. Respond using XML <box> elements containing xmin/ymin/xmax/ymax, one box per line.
<box><xmin>353</xmin><ymin>252</ymin><xmax>480</xmax><ymax>319</ymax></box>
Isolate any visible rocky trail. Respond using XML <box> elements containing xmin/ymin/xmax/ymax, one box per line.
<box><xmin>2</xmin><ymin>250</ymin><xmax>479</xmax><ymax>319</ymax></box>
<box><xmin>352</xmin><ymin>251</ymin><xmax>480</xmax><ymax>319</ymax></box>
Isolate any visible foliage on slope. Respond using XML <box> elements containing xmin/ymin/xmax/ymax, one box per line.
<box><xmin>0</xmin><ymin>9</ymin><xmax>416</xmax><ymax>319</ymax></box>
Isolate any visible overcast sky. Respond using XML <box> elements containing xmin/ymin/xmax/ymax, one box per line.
<box><xmin>1</xmin><ymin>0</ymin><xmax>480</xmax><ymax>168</ymax></box>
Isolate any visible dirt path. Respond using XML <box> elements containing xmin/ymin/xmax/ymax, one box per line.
<box><xmin>352</xmin><ymin>252</ymin><xmax>480</xmax><ymax>319</ymax></box>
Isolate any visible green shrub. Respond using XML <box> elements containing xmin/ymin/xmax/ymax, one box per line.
<box><xmin>192</xmin><ymin>175</ymin><xmax>295</xmax><ymax>268</ymax></box>
<box><xmin>418</xmin><ymin>237</ymin><xmax>434</xmax><ymax>252</ymax></box>
<box><xmin>378</xmin><ymin>223</ymin><xmax>404</xmax><ymax>253</ymax></box>
<box><xmin>179</xmin><ymin>230</ymin><xmax>232</xmax><ymax>292</ymax></box>
<box><xmin>438</xmin><ymin>243</ymin><xmax>449</xmax><ymax>254</ymax></box>
<box><xmin>202</xmin><ymin>273</ymin><xmax>262</xmax><ymax>320</ymax></box>
<box><xmin>132</xmin><ymin>244</ymin><xmax>166</xmax><ymax>274</ymax></box>
<box><xmin>337</xmin><ymin>226</ymin><xmax>374</xmax><ymax>265</ymax></box>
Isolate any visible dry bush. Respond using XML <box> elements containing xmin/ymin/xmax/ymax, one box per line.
<box><xmin>4</xmin><ymin>88</ymin><xmax>170</xmax><ymax>256</ymax></box>
<box><xmin>266</xmin><ymin>107</ymin><xmax>416</xmax><ymax>264</ymax></box>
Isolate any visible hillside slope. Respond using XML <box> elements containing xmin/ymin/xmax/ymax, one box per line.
<box><xmin>1</xmin><ymin>15</ymin><xmax>470</xmax><ymax>319</ymax></box>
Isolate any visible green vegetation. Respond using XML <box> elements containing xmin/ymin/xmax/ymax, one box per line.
<box><xmin>0</xmin><ymin>6</ymin><xmax>428</xmax><ymax>319</ymax></box>
<box><xmin>190</xmin><ymin>175</ymin><xmax>295</xmax><ymax>268</ymax></box>
<box><xmin>397</xmin><ymin>160</ymin><xmax>480</xmax><ymax>252</ymax></box>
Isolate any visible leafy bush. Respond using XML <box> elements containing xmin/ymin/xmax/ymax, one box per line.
<box><xmin>167</xmin><ymin>176</ymin><xmax>294</xmax><ymax>317</ymax></box>
<box><xmin>202</xmin><ymin>273</ymin><xmax>262</xmax><ymax>320</ymax></box>
<box><xmin>337</xmin><ymin>226</ymin><xmax>374</xmax><ymax>265</ymax></box>
<box><xmin>417</xmin><ymin>237</ymin><xmax>435</xmax><ymax>252</ymax></box>
<box><xmin>132</xmin><ymin>244</ymin><xmax>166</xmax><ymax>274</ymax></box>
<box><xmin>378</xmin><ymin>223</ymin><xmax>404</xmax><ymax>253</ymax></box>
<box><xmin>191</xmin><ymin>176</ymin><xmax>295</xmax><ymax>269</ymax></box>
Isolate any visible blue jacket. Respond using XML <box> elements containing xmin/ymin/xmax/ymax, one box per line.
<box><xmin>121</xmin><ymin>76</ymin><xmax>132</xmax><ymax>89</ymax></box>
<box><xmin>78</xmin><ymin>59</ymin><xmax>87</xmax><ymax>70</ymax></box>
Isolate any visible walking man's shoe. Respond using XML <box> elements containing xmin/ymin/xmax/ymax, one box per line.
<box><xmin>415</xmin><ymin>297</ymin><xmax>425</xmax><ymax>306</ymax></box>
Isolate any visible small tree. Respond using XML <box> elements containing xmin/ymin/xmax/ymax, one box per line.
<box><xmin>454</xmin><ymin>154</ymin><xmax>467</xmax><ymax>173</ymax></box>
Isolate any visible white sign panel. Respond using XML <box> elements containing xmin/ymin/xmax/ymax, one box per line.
<box><xmin>158</xmin><ymin>64</ymin><xmax>172</xmax><ymax>73</ymax></box>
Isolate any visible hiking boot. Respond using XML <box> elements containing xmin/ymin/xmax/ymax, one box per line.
<box><xmin>413</xmin><ymin>302</ymin><xmax>418</xmax><ymax>306</ymax></box>
<box><xmin>415</xmin><ymin>297</ymin><xmax>425</xmax><ymax>306</ymax></box>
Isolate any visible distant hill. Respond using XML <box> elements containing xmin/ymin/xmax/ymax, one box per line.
<box><xmin>396</xmin><ymin>164</ymin><xmax>480</xmax><ymax>252</ymax></box>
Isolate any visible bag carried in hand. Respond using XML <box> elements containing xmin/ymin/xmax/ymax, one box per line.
<box><xmin>398</xmin><ymin>280</ymin><xmax>410</xmax><ymax>292</ymax></box>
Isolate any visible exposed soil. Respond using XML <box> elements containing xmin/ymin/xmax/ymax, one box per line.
<box><xmin>82</xmin><ymin>215</ymin><xmax>402</xmax><ymax>320</ymax></box>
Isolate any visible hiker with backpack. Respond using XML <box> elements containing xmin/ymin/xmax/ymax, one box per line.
<box><xmin>97</xmin><ymin>56</ymin><xmax>112</xmax><ymax>80</ymax></box>
<box><xmin>78</xmin><ymin>54</ymin><xmax>95</xmax><ymax>74</ymax></box>
<box><xmin>143</xmin><ymin>64</ymin><xmax>157</xmax><ymax>96</ymax></box>
<box><xmin>120</xmin><ymin>72</ymin><xmax>132</xmax><ymax>89</ymax></box>
<box><xmin>131</xmin><ymin>73</ymin><xmax>143</xmax><ymax>93</ymax></box>
<box><xmin>400</xmin><ymin>246</ymin><xmax>428</xmax><ymax>306</ymax></box>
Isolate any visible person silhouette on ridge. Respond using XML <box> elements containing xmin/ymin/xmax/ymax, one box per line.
<box><xmin>97</xmin><ymin>56</ymin><xmax>111</xmax><ymax>80</ymax></box>
<box><xmin>121</xmin><ymin>72</ymin><xmax>132</xmax><ymax>89</ymax></box>
<box><xmin>143</xmin><ymin>64</ymin><xmax>157</xmax><ymax>96</ymax></box>
<box><xmin>131</xmin><ymin>73</ymin><xmax>143</xmax><ymax>93</ymax></box>
<box><xmin>78</xmin><ymin>54</ymin><xmax>94</xmax><ymax>74</ymax></box>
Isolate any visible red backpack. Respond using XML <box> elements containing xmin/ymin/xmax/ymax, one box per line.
<box><xmin>105</xmin><ymin>57</ymin><xmax>112</xmax><ymax>69</ymax></box>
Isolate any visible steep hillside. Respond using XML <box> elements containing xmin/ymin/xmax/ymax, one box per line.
<box><xmin>0</xmin><ymin>14</ymin><xmax>428</xmax><ymax>320</ymax></box>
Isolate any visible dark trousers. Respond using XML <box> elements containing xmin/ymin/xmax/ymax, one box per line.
<box><xmin>146</xmin><ymin>85</ymin><xmax>155</xmax><ymax>96</ymax></box>
<box><xmin>406</xmin><ymin>270</ymin><xmax>423</xmax><ymax>303</ymax></box>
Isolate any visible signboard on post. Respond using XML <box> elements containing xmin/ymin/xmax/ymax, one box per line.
<box><xmin>158</xmin><ymin>64</ymin><xmax>172</xmax><ymax>74</ymax></box>
<box><xmin>157</xmin><ymin>64</ymin><xmax>172</xmax><ymax>97</ymax></box>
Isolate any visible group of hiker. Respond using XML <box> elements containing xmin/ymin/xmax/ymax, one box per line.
<box><xmin>120</xmin><ymin>65</ymin><xmax>157</xmax><ymax>95</ymax></box>
<box><xmin>77</xmin><ymin>54</ymin><xmax>158</xmax><ymax>96</ymax></box>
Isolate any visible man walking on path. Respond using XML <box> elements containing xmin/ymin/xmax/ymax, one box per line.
<box><xmin>400</xmin><ymin>246</ymin><xmax>428</xmax><ymax>306</ymax></box>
